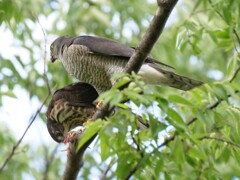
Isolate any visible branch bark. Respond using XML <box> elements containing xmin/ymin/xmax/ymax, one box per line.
<box><xmin>198</xmin><ymin>136</ymin><xmax>240</xmax><ymax>149</ymax></box>
<box><xmin>100</xmin><ymin>159</ymin><xmax>115</xmax><ymax>180</ymax></box>
<box><xmin>62</xmin><ymin>135</ymin><xmax>97</xmax><ymax>180</ymax></box>
<box><xmin>124</xmin><ymin>0</ymin><xmax>178</xmax><ymax>73</ymax></box>
<box><xmin>62</xmin><ymin>0</ymin><xmax>178</xmax><ymax>179</ymax></box>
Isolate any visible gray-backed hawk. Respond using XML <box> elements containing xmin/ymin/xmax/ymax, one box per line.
<box><xmin>50</xmin><ymin>35</ymin><xmax>203</xmax><ymax>93</ymax></box>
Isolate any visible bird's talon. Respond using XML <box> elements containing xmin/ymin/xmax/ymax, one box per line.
<box><xmin>96</xmin><ymin>100</ymin><xmax>103</xmax><ymax>109</ymax></box>
<box><xmin>63</xmin><ymin>126</ymin><xmax>86</xmax><ymax>155</ymax></box>
<box><xmin>83</xmin><ymin>118</ymin><xmax>93</xmax><ymax>126</ymax></box>
<box><xmin>70</xmin><ymin>131</ymin><xmax>78</xmax><ymax>139</ymax></box>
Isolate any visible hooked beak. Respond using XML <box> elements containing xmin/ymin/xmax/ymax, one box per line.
<box><xmin>51</xmin><ymin>55</ymin><xmax>57</xmax><ymax>63</ymax></box>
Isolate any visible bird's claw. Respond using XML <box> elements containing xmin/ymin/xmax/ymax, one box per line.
<box><xmin>63</xmin><ymin>126</ymin><xmax>86</xmax><ymax>155</ymax></box>
<box><xmin>96</xmin><ymin>100</ymin><xmax>103</xmax><ymax>109</ymax></box>
<box><xmin>83</xmin><ymin>118</ymin><xmax>93</xmax><ymax>126</ymax></box>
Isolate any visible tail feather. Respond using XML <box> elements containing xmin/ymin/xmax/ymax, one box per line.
<box><xmin>139</xmin><ymin>63</ymin><xmax>203</xmax><ymax>91</ymax></box>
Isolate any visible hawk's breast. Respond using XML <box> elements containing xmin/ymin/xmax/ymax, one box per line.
<box><xmin>61</xmin><ymin>45</ymin><xmax>127</xmax><ymax>92</ymax></box>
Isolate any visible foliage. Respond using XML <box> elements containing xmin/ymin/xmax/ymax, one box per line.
<box><xmin>0</xmin><ymin>0</ymin><xmax>240</xmax><ymax>179</ymax></box>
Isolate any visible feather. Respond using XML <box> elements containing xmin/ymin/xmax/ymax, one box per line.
<box><xmin>71</xmin><ymin>35</ymin><xmax>173</xmax><ymax>69</ymax></box>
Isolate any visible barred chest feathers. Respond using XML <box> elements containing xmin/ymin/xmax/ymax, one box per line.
<box><xmin>61</xmin><ymin>45</ymin><xmax>127</xmax><ymax>92</ymax></box>
<box><xmin>48</xmin><ymin>99</ymin><xmax>95</xmax><ymax>133</ymax></box>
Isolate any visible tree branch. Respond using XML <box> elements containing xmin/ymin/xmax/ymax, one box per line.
<box><xmin>124</xmin><ymin>160</ymin><xmax>142</xmax><ymax>180</ymax></box>
<box><xmin>196</xmin><ymin>167</ymin><xmax>203</xmax><ymax>180</ymax></box>
<box><xmin>230</xmin><ymin>66</ymin><xmax>240</xmax><ymax>83</ymax></box>
<box><xmin>157</xmin><ymin>89</ymin><xmax>239</xmax><ymax>149</ymax></box>
<box><xmin>62</xmin><ymin>0</ymin><xmax>178</xmax><ymax>179</ymax></box>
<box><xmin>157</xmin><ymin>103</ymin><xmax>220</xmax><ymax>149</ymax></box>
<box><xmin>198</xmin><ymin>136</ymin><xmax>240</xmax><ymax>149</ymax></box>
<box><xmin>233</xmin><ymin>28</ymin><xmax>240</xmax><ymax>46</ymax></box>
<box><xmin>100</xmin><ymin>159</ymin><xmax>115</xmax><ymax>180</ymax></box>
<box><xmin>124</xmin><ymin>0</ymin><xmax>178</xmax><ymax>73</ymax></box>
<box><xmin>0</xmin><ymin>93</ymin><xmax>51</xmax><ymax>173</ymax></box>
<box><xmin>157</xmin><ymin>55</ymin><xmax>240</xmax><ymax>148</ymax></box>
<box><xmin>124</xmin><ymin>0</ymin><xmax>179</xmax><ymax>179</ymax></box>
<box><xmin>62</xmin><ymin>135</ymin><xmax>97</xmax><ymax>180</ymax></box>
<box><xmin>34</xmin><ymin>14</ymin><xmax>52</xmax><ymax>94</ymax></box>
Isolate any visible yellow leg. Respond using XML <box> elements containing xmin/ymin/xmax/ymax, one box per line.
<box><xmin>83</xmin><ymin>118</ymin><xmax>93</xmax><ymax>126</ymax></box>
<box><xmin>96</xmin><ymin>100</ymin><xmax>103</xmax><ymax>109</ymax></box>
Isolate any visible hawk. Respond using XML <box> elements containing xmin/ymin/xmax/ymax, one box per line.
<box><xmin>50</xmin><ymin>35</ymin><xmax>203</xmax><ymax>93</ymax></box>
<box><xmin>46</xmin><ymin>82</ymin><xmax>98</xmax><ymax>143</ymax></box>
<box><xmin>46</xmin><ymin>82</ymin><xmax>149</xmax><ymax>143</ymax></box>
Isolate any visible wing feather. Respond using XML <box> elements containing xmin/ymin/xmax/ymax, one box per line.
<box><xmin>148</xmin><ymin>63</ymin><xmax>203</xmax><ymax>90</ymax></box>
<box><xmin>50</xmin><ymin>82</ymin><xmax>98</xmax><ymax>108</ymax></box>
<box><xmin>71</xmin><ymin>35</ymin><xmax>173</xmax><ymax>69</ymax></box>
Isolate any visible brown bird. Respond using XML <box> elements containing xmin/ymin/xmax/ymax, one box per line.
<box><xmin>46</xmin><ymin>82</ymin><xmax>149</xmax><ymax>143</ymax></box>
<box><xmin>46</xmin><ymin>82</ymin><xmax>98</xmax><ymax>143</ymax></box>
<box><xmin>50</xmin><ymin>35</ymin><xmax>203</xmax><ymax>93</ymax></box>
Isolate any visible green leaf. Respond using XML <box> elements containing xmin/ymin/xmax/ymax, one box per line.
<box><xmin>97</xmin><ymin>89</ymin><xmax>121</xmax><ymax>107</ymax></box>
<box><xmin>100</xmin><ymin>133</ymin><xmax>110</xmax><ymax>161</ymax></box>
<box><xmin>15</xmin><ymin>55</ymin><xmax>25</xmax><ymax>68</ymax></box>
<box><xmin>149</xmin><ymin>114</ymin><xmax>167</xmax><ymax>140</ymax></box>
<box><xmin>116</xmin><ymin>103</ymin><xmax>129</xmax><ymax>109</ymax></box>
<box><xmin>166</xmin><ymin>107</ymin><xmax>187</xmax><ymax>131</ymax></box>
<box><xmin>109</xmin><ymin>92</ymin><xmax>124</xmax><ymax>108</ymax></box>
<box><xmin>171</xmin><ymin>137</ymin><xmax>185</xmax><ymax>163</ymax></box>
<box><xmin>77</xmin><ymin>119</ymin><xmax>103</xmax><ymax>151</ymax></box>
<box><xmin>0</xmin><ymin>91</ymin><xmax>17</xmax><ymax>99</ymax></box>
<box><xmin>2</xmin><ymin>59</ymin><xmax>22</xmax><ymax>80</ymax></box>
<box><xmin>168</xmin><ymin>94</ymin><xmax>193</xmax><ymax>106</ymax></box>
<box><xmin>123</xmin><ymin>89</ymin><xmax>149</xmax><ymax>106</ymax></box>
<box><xmin>188</xmin><ymin>146</ymin><xmax>207</xmax><ymax>161</ymax></box>
<box><xmin>212</xmin><ymin>83</ymin><xmax>228</xmax><ymax>100</ymax></box>
<box><xmin>112</xmin><ymin>73</ymin><xmax>131</xmax><ymax>89</ymax></box>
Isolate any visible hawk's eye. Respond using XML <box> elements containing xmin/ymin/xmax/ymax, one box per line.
<box><xmin>55</xmin><ymin>131</ymin><xmax>63</xmax><ymax>137</ymax></box>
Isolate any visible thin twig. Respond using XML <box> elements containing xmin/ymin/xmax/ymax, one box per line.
<box><xmin>198</xmin><ymin>136</ymin><xmax>240</xmax><ymax>149</ymax></box>
<box><xmin>196</xmin><ymin>168</ymin><xmax>203</xmax><ymax>180</ymax></box>
<box><xmin>0</xmin><ymin>93</ymin><xmax>51</xmax><ymax>173</ymax></box>
<box><xmin>189</xmin><ymin>9</ymin><xmax>211</xmax><ymax>18</ymax></box>
<box><xmin>230</xmin><ymin>66</ymin><xmax>240</xmax><ymax>83</ymax></box>
<box><xmin>100</xmin><ymin>159</ymin><xmax>115</xmax><ymax>180</ymax></box>
<box><xmin>233</xmin><ymin>29</ymin><xmax>240</xmax><ymax>46</ymax></box>
<box><xmin>157</xmin><ymin>57</ymin><xmax>240</xmax><ymax>149</ymax></box>
<box><xmin>12</xmin><ymin>147</ymin><xmax>28</xmax><ymax>155</ymax></box>
<box><xmin>157</xmin><ymin>100</ymin><xmax>223</xmax><ymax>149</ymax></box>
<box><xmin>232</xmin><ymin>30</ymin><xmax>240</xmax><ymax>54</ymax></box>
<box><xmin>132</xmin><ymin>136</ymin><xmax>141</xmax><ymax>152</ymax></box>
<box><xmin>158</xmin><ymin>134</ymin><xmax>175</xmax><ymax>149</ymax></box>
<box><xmin>207</xmin><ymin>0</ymin><xmax>224</xmax><ymax>19</ymax></box>
<box><xmin>34</xmin><ymin>14</ymin><xmax>52</xmax><ymax>94</ymax></box>
<box><xmin>124</xmin><ymin>160</ymin><xmax>142</xmax><ymax>180</ymax></box>
<box><xmin>158</xmin><ymin>89</ymin><xmax>239</xmax><ymax>149</ymax></box>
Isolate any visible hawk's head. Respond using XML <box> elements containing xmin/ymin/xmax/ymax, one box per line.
<box><xmin>50</xmin><ymin>36</ymin><xmax>74</xmax><ymax>62</ymax></box>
